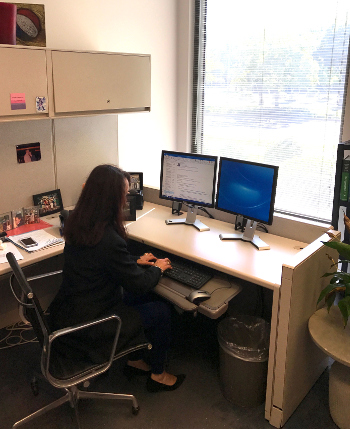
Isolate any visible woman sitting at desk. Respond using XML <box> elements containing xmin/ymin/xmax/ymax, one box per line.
<box><xmin>49</xmin><ymin>164</ymin><xmax>185</xmax><ymax>392</ymax></box>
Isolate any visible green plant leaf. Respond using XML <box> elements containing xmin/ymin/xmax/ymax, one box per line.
<box><xmin>338</xmin><ymin>296</ymin><xmax>350</xmax><ymax>327</ymax></box>
<box><xmin>332</xmin><ymin>272</ymin><xmax>350</xmax><ymax>282</ymax></box>
<box><xmin>345</xmin><ymin>283</ymin><xmax>350</xmax><ymax>296</ymax></box>
<box><xmin>322</xmin><ymin>272</ymin><xmax>342</xmax><ymax>280</ymax></box>
<box><xmin>322</xmin><ymin>241</ymin><xmax>350</xmax><ymax>260</ymax></box>
<box><xmin>318</xmin><ymin>283</ymin><xmax>339</xmax><ymax>304</ymax></box>
<box><xmin>325</xmin><ymin>292</ymin><xmax>336</xmax><ymax>312</ymax></box>
<box><xmin>321</xmin><ymin>271</ymin><xmax>350</xmax><ymax>284</ymax></box>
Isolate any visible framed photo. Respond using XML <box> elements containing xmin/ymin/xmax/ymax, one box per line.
<box><xmin>23</xmin><ymin>206</ymin><xmax>40</xmax><ymax>224</ymax></box>
<box><xmin>0</xmin><ymin>212</ymin><xmax>12</xmax><ymax>233</ymax></box>
<box><xmin>33</xmin><ymin>189</ymin><xmax>63</xmax><ymax>216</ymax></box>
<box><xmin>128</xmin><ymin>172</ymin><xmax>143</xmax><ymax>192</ymax></box>
<box><xmin>11</xmin><ymin>208</ymin><xmax>25</xmax><ymax>229</ymax></box>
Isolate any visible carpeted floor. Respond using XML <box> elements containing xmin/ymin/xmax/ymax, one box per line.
<box><xmin>0</xmin><ymin>310</ymin><xmax>337</xmax><ymax>429</ymax></box>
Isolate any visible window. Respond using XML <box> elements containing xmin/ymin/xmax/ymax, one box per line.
<box><xmin>192</xmin><ymin>0</ymin><xmax>350</xmax><ymax>223</ymax></box>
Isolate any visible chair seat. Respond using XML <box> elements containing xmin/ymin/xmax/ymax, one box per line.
<box><xmin>49</xmin><ymin>338</ymin><xmax>151</xmax><ymax>381</ymax></box>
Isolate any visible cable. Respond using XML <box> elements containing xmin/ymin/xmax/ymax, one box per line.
<box><xmin>0</xmin><ymin>321</ymin><xmax>37</xmax><ymax>350</ymax></box>
<box><xmin>198</xmin><ymin>207</ymin><xmax>215</xmax><ymax>219</ymax></box>
<box><xmin>257</xmin><ymin>223</ymin><xmax>268</xmax><ymax>233</ymax></box>
<box><xmin>181</xmin><ymin>203</ymin><xmax>215</xmax><ymax>219</ymax></box>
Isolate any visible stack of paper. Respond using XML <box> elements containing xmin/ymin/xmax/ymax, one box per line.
<box><xmin>7</xmin><ymin>229</ymin><xmax>64</xmax><ymax>253</ymax></box>
<box><xmin>0</xmin><ymin>242</ymin><xmax>24</xmax><ymax>264</ymax></box>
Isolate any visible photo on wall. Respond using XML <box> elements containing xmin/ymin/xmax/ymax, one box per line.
<box><xmin>33</xmin><ymin>189</ymin><xmax>63</xmax><ymax>216</ymax></box>
<box><xmin>16</xmin><ymin>142</ymin><xmax>41</xmax><ymax>163</ymax></box>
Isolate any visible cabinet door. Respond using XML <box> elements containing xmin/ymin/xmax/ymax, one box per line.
<box><xmin>0</xmin><ymin>47</ymin><xmax>48</xmax><ymax>118</ymax></box>
<box><xmin>51</xmin><ymin>50</ymin><xmax>151</xmax><ymax>114</ymax></box>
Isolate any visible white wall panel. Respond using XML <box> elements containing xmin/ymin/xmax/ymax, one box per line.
<box><xmin>54</xmin><ymin>115</ymin><xmax>119</xmax><ymax>207</ymax></box>
<box><xmin>0</xmin><ymin>120</ymin><xmax>54</xmax><ymax>213</ymax></box>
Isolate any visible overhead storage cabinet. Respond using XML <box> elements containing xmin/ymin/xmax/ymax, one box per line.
<box><xmin>0</xmin><ymin>47</ymin><xmax>48</xmax><ymax>119</ymax></box>
<box><xmin>50</xmin><ymin>50</ymin><xmax>151</xmax><ymax>115</ymax></box>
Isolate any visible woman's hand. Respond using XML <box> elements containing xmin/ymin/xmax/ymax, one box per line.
<box><xmin>137</xmin><ymin>253</ymin><xmax>172</xmax><ymax>272</ymax></box>
<box><xmin>154</xmin><ymin>258</ymin><xmax>172</xmax><ymax>272</ymax></box>
<box><xmin>137</xmin><ymin>252</ymin><xmax>157</xmax><ymax>266</ymax></box>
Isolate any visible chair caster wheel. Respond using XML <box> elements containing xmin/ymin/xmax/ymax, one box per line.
<box><xmin>132</xmin><ymin>406</ymin><xmax>140</xmax><ymax>415</ymax></box>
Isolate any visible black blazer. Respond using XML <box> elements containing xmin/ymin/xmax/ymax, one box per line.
<box><xmin>48</xmin><ymin>225</ymin><xmax>161</xmax><ymax>362</ymax></box>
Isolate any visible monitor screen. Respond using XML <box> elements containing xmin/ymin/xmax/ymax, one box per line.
<box><xmin>160</xmin><ymin>151</ymin><xmax>218</xmax><ymax>207</ymax></box>
<box><xmin>215</xmin><ymin>157</ymin><xmax>278</xmax><ymax>225</ymax></box>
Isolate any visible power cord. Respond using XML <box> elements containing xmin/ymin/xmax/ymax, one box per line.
<box><xmin>257</xmin><ymin>223</ymin><xmax>268</xmax><ymax>233</ymax></box>
<box><xmin>181</xmin><ymin>203</ymin><xmax>215</xmax><ymax>219</ymax></box>
<box><xmin>198</xmin><ymin>206</ymin><xmax>215</xmax><ymax>219</ymax></box>
<box><xmin>0</xmin><ymin>321</ymin><xmax>37</xmax><ymax>349</ymax></box>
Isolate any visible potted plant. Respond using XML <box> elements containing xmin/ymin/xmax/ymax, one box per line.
<box><xmin>318</xmin><ymin>214</ymin><xmax>350</xmax><ymax>327</ymax></box>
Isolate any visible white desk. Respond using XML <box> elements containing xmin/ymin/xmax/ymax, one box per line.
<box><xmin>0</xmin><ymin>202</ymin><xmax>339</xmax><ymax>428</ymax></box>
<box><xmin>126</xmin><ymin>203</ymin><xmax>307</xmax><ymax>289</ymax></box>
<box><xmin>0</xmin><ymin>218</ymin><xmax>63</xmax><ymax>276</ymax></box>
<box><xmin>126</xmin><ymin>202</ymin><xmax>339</xmax><ymax>427</ymax></box>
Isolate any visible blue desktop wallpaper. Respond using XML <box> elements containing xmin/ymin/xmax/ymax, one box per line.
<box><xmin>217</xmin><ymin>159</ymin><xmax>276</xmax><ymax>223</ymax></box>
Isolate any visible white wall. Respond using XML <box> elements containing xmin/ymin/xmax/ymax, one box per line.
<box><xmin>41</xmin><ymin>0</ymin><xmax>178</xmax><ymax>188</ymax></box>
<box><xmin>0</xmin><ymin>0</ymin><xmax>178</xmax><ymax>214</ymax></box>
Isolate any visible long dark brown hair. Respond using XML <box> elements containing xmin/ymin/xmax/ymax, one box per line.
<box><xmin>64</xmin><ymin>164</ymin><xmax>130</xmax><ymax>246</ymax></box>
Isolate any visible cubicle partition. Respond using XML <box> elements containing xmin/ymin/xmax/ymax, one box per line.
<box><xmin>0</xmin><ymin>115</ymin><xmax>119</xmax><ymax>214</ymax></box>
<box><xmin>266</xmin><ymin>233</ymin><xmax>339</xmax><ymax>426</ymax></box>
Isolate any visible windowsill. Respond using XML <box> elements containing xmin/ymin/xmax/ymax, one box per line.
<box><xmin>143</xmin><ymin>185</ymin><xmax>332</xmax><ymax>244</ymax></box>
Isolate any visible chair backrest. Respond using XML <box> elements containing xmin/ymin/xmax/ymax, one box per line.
<box><xmin>6</xmin><ymin>252</ymin><xmax>50</xmax><ymax>348</ymax></box>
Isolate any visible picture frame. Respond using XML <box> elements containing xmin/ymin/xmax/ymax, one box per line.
<box><xmin>11</xmin><ymin>208</ymin><xmax>25</xmax><ymax>229</ymax></box>
<box><xmin>128</xmin><ymin>172</ymin><xmax>143</xmax><ymax>192</ymax></box>
<box><xmin>0</xmin><ymin>212</ymin><xmax>12</xmax><ymax>233</ymax></box>
<box><xmin>23</xmin><ymin>206</ymin><xmax>40</xmax><ymax>224</ymax></box>
<box><xmin>33</xmin><ymin>189</ymin><xmax>63</xmax><ymax>216</ymax></box>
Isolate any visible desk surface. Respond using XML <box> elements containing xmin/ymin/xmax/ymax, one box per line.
<box><xmin>126</xmin><ymin>202</ymin><xmax>308</xmax><ymax>290</ymax></box>
<box><xmin>0</xmin><ymin>216</ymin><xmax>63</xmax><ymax>276</ymax></box>
<box><xmin>1</xmin><ymin>202</ymin><xmax>308</xmax><ymax>290</ymax></box>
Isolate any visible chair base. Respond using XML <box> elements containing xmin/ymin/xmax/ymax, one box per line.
<box><xmin>13</xmin><ymin>385</ymin><xmax>140</xmax><ymax>429</ymax></box>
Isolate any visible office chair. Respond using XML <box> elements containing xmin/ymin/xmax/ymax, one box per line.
<box><xmin>6</xmin><ymin>252</ymin><xmax>151</xmax><ymax>429</ymax></box>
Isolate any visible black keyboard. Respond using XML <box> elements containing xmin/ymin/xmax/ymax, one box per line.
<box><xmin>163</xmin><ymin>259</ymin><xmax>213</xmax><ymax>289</ymax></box>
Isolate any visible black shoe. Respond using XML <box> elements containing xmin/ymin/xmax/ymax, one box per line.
<box><xmin>146</xmin><ymin>374</ymin><xmax>186</xmax><ymax>392</ymax></box>
<box><xmin>123</xmin><ymin>365</ymin><xmax>151</xmax><ymax>379</ymax></box>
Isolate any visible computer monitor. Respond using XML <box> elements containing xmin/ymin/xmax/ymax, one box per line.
<box><xmin>215</xmin><ymin>157</ymin><xmax>279</xmax><ymax>250</ymax></box>
<box><xmin>159</xmin><ymin>150</ymin><xmax>218</xmax><ymax>231</ymax></box>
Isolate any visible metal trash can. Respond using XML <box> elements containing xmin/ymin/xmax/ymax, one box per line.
<box><xmin>218</xmin><ymin>315</ymin><xmax>270</xmax><ymax>407</ymax></box>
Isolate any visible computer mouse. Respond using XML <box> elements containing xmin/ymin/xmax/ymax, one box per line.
<box><xmin>187</xmin><ymin>290</ymin><xmax>211</xmax><ymax>305</ymax></box>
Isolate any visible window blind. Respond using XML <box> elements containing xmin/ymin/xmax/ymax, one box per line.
<box><xmin>192</xmin><ymin>0</ymin><xmax>350</xmax><ymax>223</ymax></box>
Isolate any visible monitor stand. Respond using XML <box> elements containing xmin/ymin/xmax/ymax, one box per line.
<box><xmin>165</xmin><ymin>205</ymin><xmax>210</xmax><ymax>232</ymax></box>
<box><xmin>219</xmin><ymin>219</ymin><xmax>270</xmax><ymax>250</ymax></box>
